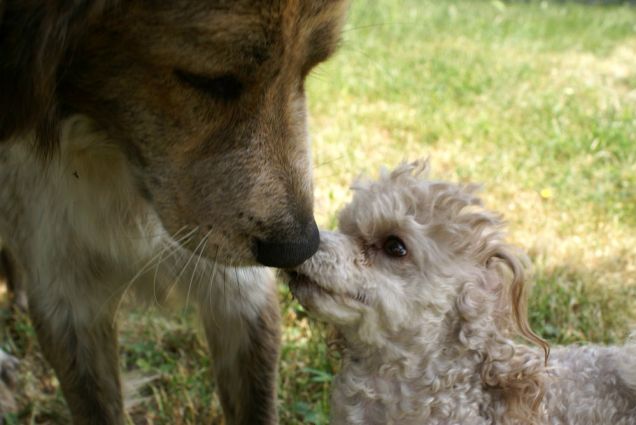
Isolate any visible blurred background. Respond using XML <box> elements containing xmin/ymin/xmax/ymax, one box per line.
<box><xmin>1</xmin><ymin>0</ymin><xmax>635</xmax><ymax>423</ymax></box>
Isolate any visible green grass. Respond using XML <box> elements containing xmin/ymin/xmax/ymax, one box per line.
<box><xmin>2</xmin><ymin>0</ymin><xmax>636</xmax><ymax>423</ymax></box>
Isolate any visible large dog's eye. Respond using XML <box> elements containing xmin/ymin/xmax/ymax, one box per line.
<box><xmin>174</xmin><ymin>70</ymin><xmax>243</xmax><ymax>101</ymax></box>
<box><xmin>383</xmin><ymin>236</ymin><xmax>407</xmax><ymax>258</ymax></box>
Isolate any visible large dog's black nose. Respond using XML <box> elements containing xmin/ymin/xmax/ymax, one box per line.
<box><xmin>254</xmin><ymin>218</ymin><xmax>319</xmax><ymax>268</ymax></box>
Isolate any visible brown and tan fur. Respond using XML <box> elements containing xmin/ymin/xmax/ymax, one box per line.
<box><xmin>0</xmin><ymin>1</ymin><xmax>348</xmax><ymax>424</ymax></box>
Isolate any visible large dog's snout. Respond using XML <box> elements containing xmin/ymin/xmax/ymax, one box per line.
<box><xmin>253</xmin><ymin>218</ymin><xmax>320</xmax><ymax>268</ymax></box>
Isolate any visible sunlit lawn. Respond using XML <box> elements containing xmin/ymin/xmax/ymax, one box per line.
<box><xmin>2</xmin><ymin>1</ymin><xmax>636</xmax><ymax>423</ymax></box>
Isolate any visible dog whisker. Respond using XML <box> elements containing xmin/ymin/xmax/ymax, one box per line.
<box><xmin>184</xmin><ymin>228</ymin><xmax>213</xmax><ymax>312</ymax></box>
<box><xmin>151</xmin><ymin>227</ymin><xmax>200</xmax><ymax>307</ymax></box>
<box><xmin>98</xmin><ymin>227</ymin><xmax>197</xmax><ymax>322</ymax></box>
<box><xmin>207</xmin><ymin>244</ymin><xmax>222</xmax><ymax>311</ymax></box>
<box><xmin>340</xmin><ymin>22</ymin><xmax>391</xmax><ymax>34</ymax></box>
<box><xmin>233</xmin><ymin>262</ymin><xmax>245</xmax><ymax>304</ymax></box>
<box><xmin>315</xmin><ymin>154</ymin><xmax>345</xmax><ymax>169</ymax></box>
<box><xmin>164</xmin><ymin>226</ymin><xmax>207</xmax><ymax>302</ymax></box>
<box><xmin>223</xmin><ymin>258</ymin><xmax>229</xmax><ymax>313</ymax></box>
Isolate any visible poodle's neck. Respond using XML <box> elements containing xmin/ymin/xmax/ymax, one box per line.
<box><xmin>335</xmin><ymin>332</ymin><xmax>546</xmax><ymax>425</ymax></box>
<box><xmin>334</xmin><ymin>338</ymin><xmax>494</xmax><ymax>425</ymax></box>
<box><xmin>343</xmin><ymin>339</ymin><xmax>483</xmax><ymax>389</ymax></box>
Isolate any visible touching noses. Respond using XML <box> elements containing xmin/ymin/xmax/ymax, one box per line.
<box><xmin>253</xmin><ymin>216</ymin><xmax>320</xmax><ymax>268</ymax></box>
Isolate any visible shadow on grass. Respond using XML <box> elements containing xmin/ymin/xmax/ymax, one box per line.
<box><xmin>529</xmin><ymin>259</ymin><xmax>636</xmax><ymax>345</ymax></box>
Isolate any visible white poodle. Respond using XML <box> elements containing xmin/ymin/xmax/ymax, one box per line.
<box><xmin>288</xmin><ymin>161</ymin><xmax>636</xmax><ymax>425</ymax></box>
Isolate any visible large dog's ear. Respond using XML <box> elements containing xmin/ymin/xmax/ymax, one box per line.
<box><xmin>0</xmin><ymin>1</ymin><xmax>116</xmax><ymax>154</ymax></box>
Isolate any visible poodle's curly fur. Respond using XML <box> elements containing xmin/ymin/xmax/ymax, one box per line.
<box><xmin>289</xmin><ymin>161</ymin><xmax>636</xmax><ymax>425</ymax></box>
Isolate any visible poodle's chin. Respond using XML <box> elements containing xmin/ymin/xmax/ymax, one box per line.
<box><xmin>287</xmin><ymin>272</ymin><xmax>365</xmax><ymax>325</ymax></box>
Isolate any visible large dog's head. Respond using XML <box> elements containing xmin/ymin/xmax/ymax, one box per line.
<box><xmin>0</xmin><ymin>0</ymin><xmax>349</xmax><ymax>268</ymax></box>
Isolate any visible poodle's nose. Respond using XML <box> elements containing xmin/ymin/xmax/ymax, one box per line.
<box><xmin>253</xmin><ymin>218</ymin><xmax>319</xmax><ymax>268</ymax></box>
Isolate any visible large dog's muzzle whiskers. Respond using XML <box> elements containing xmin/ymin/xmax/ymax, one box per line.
<box><xmin>151</xmin><ymin>226</ymin><xmax>199</xmax><ymax>308</ymax></box>
<box><xmin>207</xmin><ymin>245</ymin><xmax>222</xmax><ymax>312</ymax></box>
<box><xmin>152</xmin><ymin>226</ymin><xmax>190</xmax><ymax>305</ymax></box>
<box><xmin>99</xmin><ymin>226</ymin><xmax>194</xmax><ymax>322</ymax></box>
<box><xmin>165</xmin><ymin>226</ymin><xmax>207</xmax><ymax>302</ymax></box>
<box><xmin>183</xmin><ymin>227</ymin><xmax>214</xmax><ymax>312</ymax></box>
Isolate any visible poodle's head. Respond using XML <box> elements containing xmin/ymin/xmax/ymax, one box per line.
<box><xmin>289</xmin><ymin>160</ymin><xmax>547</xmax><ymax>358</ymax></box>
<box><xmin>288</xmin><ymin>160</ymin><xmax>548</xmax><ymax>423</ymax></box>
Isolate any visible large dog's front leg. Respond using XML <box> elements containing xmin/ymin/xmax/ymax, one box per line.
<box><xmin>28</xmin><ymin>285</ymin><xmax>122</xmax><ymax>425</ymax></box>
<box><xmin>200</xmin><ymin>267</ymin><xmax>281</xmax><ymax>425</ymax></box>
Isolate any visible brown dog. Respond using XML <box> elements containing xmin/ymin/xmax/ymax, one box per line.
<box><xmin>0</xmin><ymin>1</ymin><xmax>348</xmax><ymax>424</ymax></box>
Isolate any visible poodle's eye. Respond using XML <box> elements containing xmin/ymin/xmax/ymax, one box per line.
<box><xmin>383</xmin><ymin>236</ymin><xmax>407</xmax><ymax>258</ymax></box>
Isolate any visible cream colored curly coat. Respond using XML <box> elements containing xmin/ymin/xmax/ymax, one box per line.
<box><xmin>289</xmin><ymin>161</ymin><xmax>636</xmax><ymax>425</ymax></box>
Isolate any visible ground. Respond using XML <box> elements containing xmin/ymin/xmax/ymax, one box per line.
<box><xmin>1</xmin><ymin>0</ymin><xmax>635</xmax><ymax>424</ymax></box>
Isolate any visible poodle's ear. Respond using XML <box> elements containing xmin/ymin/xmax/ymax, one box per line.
<box><xmin>0</xmin><ymin>1</ymin><xmax>116</xmax><ymax>154</ymax></box>
<box><xmin>480</xmin><ymin>247</ymin><xmax>550</xmax><ymax>424</ymax></box>
<box><xmin>490</xmin><ymin>245</ymin><xmax>549</xmax><ymax>361</ymax></box>
<box><xmin>457</xmin><ymin>249</ymin><xmax>548</xmax><ymax>424</ymax></box>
